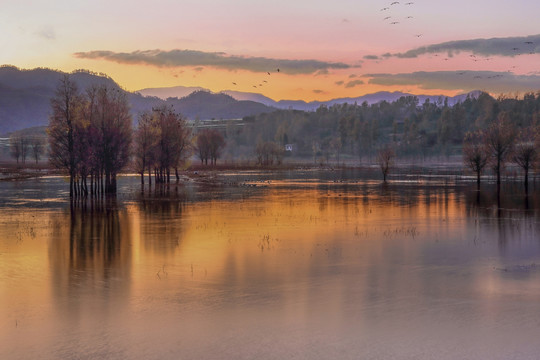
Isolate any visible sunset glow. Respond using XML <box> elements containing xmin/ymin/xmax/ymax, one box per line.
<box><xmin>2</xmin><ymin>0</ymin><xmax>540</xmax><ymax>100</ymax></box>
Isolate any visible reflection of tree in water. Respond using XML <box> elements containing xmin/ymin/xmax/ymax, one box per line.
<box><xmin>465</xmin><ymin>183</ymin><xmax>540</xmax><ymax>253</ymax></box>
<box><xmin>136</xmin><ymin>187</ymin><xmax>188</xmax><ymax>254</ymax></box>
<box><xmin>465</xmin><ymin>183</ymin><xmax>540</xmax><ymax>217</ymax></box>
<box><xmin>49</xmin><ymin>198</ymin><xmax>132</xmax><ymax>315</ymax></box>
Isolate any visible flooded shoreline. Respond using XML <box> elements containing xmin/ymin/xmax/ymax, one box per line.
<box><xmin>1</xmin><ymin>171</ymin><xmax>539</xmax><ymax>359</ymax></box>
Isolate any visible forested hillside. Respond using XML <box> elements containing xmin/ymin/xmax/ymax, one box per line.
<box><xmin>224</xmin><ymin>92</ymin><xmax>540</xmax><ymax>162</ymax></box>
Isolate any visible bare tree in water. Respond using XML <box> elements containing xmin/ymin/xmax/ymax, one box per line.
<box><xmin>48</xmin><ymin>77</ymin><xmax>133</xmax><ymax>197</ymax></box>
<box><xmin>377</xmin><ymin>144</ymin><xmax>395</xmax><ymax>182</ymax></box>
<box><xmin>513</xmin><ymin>126</ymin><xmax>538</xmax><ymax>193</ymax></box>
<box><xmin>463</xmin><ymin>130</ymin><xmax>489</xmax><ymax>190</ymax></box>
<box><xmin>133</xmin><ymin>107</ymin><xmax>191</xmax><ymax>184</ymax></box>
<box><xmin>483</xmin><ymin>113</ymin><xmax>516</xmax><ymax>193</ymax></box>
<box><xmin>48</xmin><ymin>75</ymin><xmax>81</xmax><ymax>197</ymax></box>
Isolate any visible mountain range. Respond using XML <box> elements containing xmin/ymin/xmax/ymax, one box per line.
<box><xmin>138</xmin><ymin>86</ymin><xmax>481</xmax><ymax>111</ymax></box>
<box><xmin>1</xmin><ymin>66</ymin><xmax>480</xmax><ymax>135</ymax></box>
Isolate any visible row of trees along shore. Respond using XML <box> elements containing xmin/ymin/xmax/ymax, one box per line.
<box><xmin>463</xmin><ymin>113</ymin><xmax>539</xmax><ymax>193</ymax></box>
<box><xmin>47</xmin><ymin>75</ymin><xmax>225</xmax><ymax>198</ymax></box>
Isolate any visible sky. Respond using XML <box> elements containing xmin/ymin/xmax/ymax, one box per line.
<box><xmin>1</xmin><ymin>0</ymin><xmax>540</xmax><ymax>101</ymax></box>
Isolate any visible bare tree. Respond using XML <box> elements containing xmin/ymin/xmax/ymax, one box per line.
<box><xmin>134</xmin><ymin>111</ymin><xmax>158</xmax><ymax>185</ymax></box>
<box><xmin>208</xmin><ymin>129</ymin><xmax>225</xmax><ymax>165</ymax></box>
<box><xmin>330</xmin><ymin>137</ymin><xmax>342</xmax><ymax>166</ymax></box>
<box><xmin>138</xmin><ymin>107</ymin><xmax>191</xmax><ymax>184</ymax></box>
<box><xmin>195</xmin><ymin>129</ymin><xmax>211</xmax><ymax>165</ymax></box>
<box><xmin>513</xmin><ymin>126</ymin><xmax>538</xmax><ymax>193</ymax></box>
<box><xmin>377</xmin><ymin>144</ymin><xmax>395</xmax><ymax>182</ymax></box>
<box><xmin>48</xmin><ymin>75</ymin><xmax>81</xmax><ymax>197</ymax></box>
<box><xmin>463</xmin><ymin>130</ymin><xmax>489</xmax><ymax>190</ymax></box>
<box><xmin>48</xmin><ymin>79</ymin><xmax>133</xmax><ymax>197</ymax></box>
<box><xmin>255</xmin><ymin>140</ymin><xmax>282</xmax><ymax>166</ymax></box>
<box><xmin>483</xmin><ymin>113</ymin><xmax>516</xmax><ymax>192</ymax></box>
<box><xmin>29</xmin><ymin>136</ymin><xmax>46</xmax><ymax>164</ymax></box>
<box><xmin>93</xmin><ymin>86</ymin><xmax>132</xmax><ymax>193</ymax></box>
<box><xmin>9</xmin><ymin>135</ymin><xmax>23</xmax><ymax>163</ymax></box>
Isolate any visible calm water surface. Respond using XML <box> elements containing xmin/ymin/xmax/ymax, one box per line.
<box><xmin>1</xmin><ymin>170</ymin><xmax>539</xmax><ymax>359</ymax></box>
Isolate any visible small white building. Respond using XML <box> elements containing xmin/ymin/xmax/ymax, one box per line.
<box><xmin>285</xmin><ymin>144</ymin><xmax>296</xmax><ymax>152</ymax></box>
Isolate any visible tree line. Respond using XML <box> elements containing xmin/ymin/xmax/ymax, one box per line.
<box><xmin>225</xmin><ymin>92</ymin><xmax>540</xmax><ymax>164</ymax></box>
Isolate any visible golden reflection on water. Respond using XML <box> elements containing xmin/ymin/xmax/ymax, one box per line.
<box><xmin>1</xmin><ymin>182</ymin><xmax>540</xmax><ymax>359</ymax></box>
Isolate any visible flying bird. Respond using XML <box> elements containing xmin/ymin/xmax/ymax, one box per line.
<box><xmin>414</xmin><ymin>34</ymin><xmax>422</xmax><ymax>37</ymax></box>
<box><xmin>383</xmin><ymin>16</ymin><xmax>391</xmax><ymax>20</ymax></box>
<box><xmin>232</xmin><ymin>82</ymin><xmax>237</xmax><ymax>85</ymax></box>
<box><xmin>263</xmin><ymin>80</ymin><xmax>268</xmax><ymax>83</ymax></box>
<box><xmin>405</xmin><ymin>1</ymin><xmax>414</xmax><ymax>4</ymax></box>
<box><xmin>267</xmin><ymin>72</ymin><xmax>271</xmax><ymax>75</ymax></box>
<box><xmin>512</xmin><ymin>47</ymin><xmax>519</xmax><ymax>51</ymax></box>
<box><xmin>277</xmin><ymin>68</ymin><xmax>280</xmax><ymax>72</ymax></box>
<box><xmin>525</xmin><ymin>41</ymin><xmax>534</xmax><ymax>44</ymax></box>
<box><xmin>380</xmin><ymin>7</ymin><xmax>389</xmax><ymax>11</ymax></box>
<box><xmin>406</xmin><ymin>16</ymin><xmax>414</xmax><ymax>19</ymax></box>
<box><xmin>390</xmin><ymin>21</ymin><xmax>399</xmax><ymax>24</ymax></box>
<box><xmin>391</xmin><ymin>1</ymin><xmax>400</xmax><ymax>5</ymax></box>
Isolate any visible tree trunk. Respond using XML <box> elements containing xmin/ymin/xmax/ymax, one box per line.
<box><xmin>525</xmin><ymin>168</ymin><xmax>529</xmax><ymax>194</ymax></box>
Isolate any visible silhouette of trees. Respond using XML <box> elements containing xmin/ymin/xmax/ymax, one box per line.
<box><xmin>48</xmin><ymin>77</ymin><xmax>133</xmax><ymax>197</ymax></box>
<box><xmin>29</xmin><ymin>136</ymin><xmax>46</xmax><ymax>164</ymax></box>
<box><xmin>91</xmin><ymin>86</ymin><xmax>132</xmax><ymax>193</ymax></box>
<box><xmin>48</xmin><ymin>75</ymin><xmax>81</xmax><ymax>197</ymax></box>
<box><xmin>513</xmin><ymin>126</ymin><xmax>538</xmax><ymax>193</ymax></box>
<box><xmin>134</xmin><ymin>111</ymin><xmax>157</xmax><ymax>185</ymax></box>
<box><xmin>195</xmin><ymin>129</ymin><xmax>225</xmax><ymax>165</ymax></box>
<box><xmin>255</xmin><ymin>140</ymin><xmax>284</xmax><ymax>166</ymax></box>
<box><xmin>377</xmin><ymin>144</ymin><xmax>395</xmax><ymax>182</ymax></box>
<box><xmin>9</xmin><ymin>135</ymin><xmax>30</xmax><ymax>164</ymax></box>
<box><xmin>463</xmin><ymin>130</ymin><xmax>489</xmax><ymax>190</ymax></box>
<box><xmin>133</xmin><ymin>107</ymin><xmax>191</xmax><ymax>185</ymax></box>
<box><xmin>483</xmin><ymin>113</ymin><xmax>516</xmax><ymax>192</ymax></box>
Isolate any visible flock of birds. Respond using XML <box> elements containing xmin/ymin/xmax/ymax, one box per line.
<box><xmin>380</xmin><ymin>1</ymin><xmax>416</xmax><ymax>27</ymax></box>
<box><xmin>232</xmin><ymin>68</ymin><xmax>280</xmax><ymax>89</ymax></box>
<box><xmin>376</xmin><ymin>1</ymin><xmax>537</xmax><ymax>81</ymax></box>
<box><xmin>228</xmin><ymin>1</ymin><xmax>537</xmax><ymax>91</ymax></box>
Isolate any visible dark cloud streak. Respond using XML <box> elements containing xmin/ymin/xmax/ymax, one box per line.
<box><xmin>366</xmin><ymin>71</ymin><xmax>540</xmax><ymax>93</ymax></box>
<box><xmin>345</xmin><ymin>79</ymin><xmax>364</xmax><ymax>88</ymax></box>
<box><xmin>390</xmin><ymin>34</ymin><xmax>540</xmax><ymax>58</ymax></box>
<box><xmin>74</xmin><ymin>49</ymin><xmax>351</xmax><ymax>75</ymax></box>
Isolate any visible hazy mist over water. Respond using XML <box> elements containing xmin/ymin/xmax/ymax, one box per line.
<box><xmin>1</xmin><ymin>171</ymin><xmax>539</xmax><ymax>359</ymax></box>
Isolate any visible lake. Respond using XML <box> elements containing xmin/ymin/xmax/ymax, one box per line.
<box><xmin>1</xmin><ymin>170</ymin><xmax>539</xmax><ymax>359</ymax></box>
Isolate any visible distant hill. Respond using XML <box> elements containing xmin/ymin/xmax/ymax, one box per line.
<box><xmin>165</xmin><ymin>91</ymin><xmax>274</xmax><ymax>120</ymax></box>
<box><xmin>137</xmin><ymin>85</ymin><xmax>207</xmax><ymax>99</ymax></box>
<box><xmin>0</xmin><ymin>66</ymin><xmax>276</xmax><ymax>134</ymax></box>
